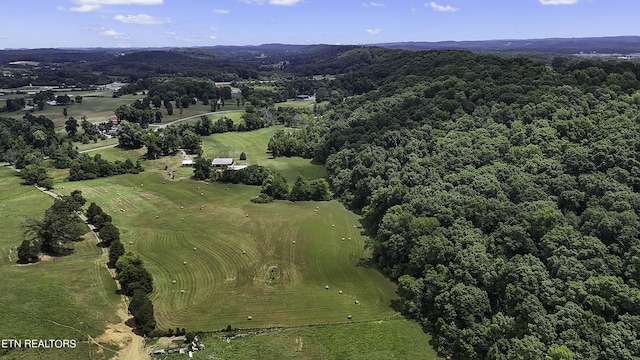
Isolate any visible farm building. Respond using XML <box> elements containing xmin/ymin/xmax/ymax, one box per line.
<box><xmin>227</xmin><ymin>164</ymin><xmax>248</xmax><ymax>170</ymax></box>
<box><xmin>211</xmin><ymin>158</ymin><xmax>235</xmax><ymax>169</ymax></box>
<box><xmin>182</xmin><ymin>159</ymin><xmax>194</xmax><ymax>166</ymax></box>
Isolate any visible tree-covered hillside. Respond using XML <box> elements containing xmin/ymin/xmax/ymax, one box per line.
<box><xmin>281</xmin><ymin>49</ymin><xmax>640</xmax><ymax>359</ymax></box>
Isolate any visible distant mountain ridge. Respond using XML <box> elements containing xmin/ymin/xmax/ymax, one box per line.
<box><xmin>373</xmin><ymin>36</ymin><xmax>640</xmax><ymax>54</ymax></box>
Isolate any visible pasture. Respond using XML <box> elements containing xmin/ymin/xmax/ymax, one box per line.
<box><xmin>171</xmin><ymin>319</ymin><xmax>440</xmax><ymax>359</ymax></box>
<box><xmin>200</xmin><ymin>125</ymin><xmax>326</xmax><ymax>182</ymax></box>
<box><xmin>0</xmin><ymin>168</ymin><xmax>122</xmax><ymax>360</ymax></box>
<box><xmin>58</xmin><ymin>171</ymin><xmax>398</xmax><ymax>331</ymax></box>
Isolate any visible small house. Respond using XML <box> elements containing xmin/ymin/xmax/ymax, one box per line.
<box><xmin>211</xmin><ymin>158</ymin><xmax>235</xmax><ymax>169</ymax></box>
<box><xmin>182</xmin><ymin>159</ymin><xmax>194</xmax><ymax>167</ymax></box>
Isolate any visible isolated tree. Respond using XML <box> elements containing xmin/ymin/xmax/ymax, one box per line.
<box><xmin>155</xmin><ymin>110</ymin><xmax>163</xmax><ymax>123</ymax></box>
<box><xmin>65</xmin><ymin>116</ymin><xmax>78</xmax><ymax>137</ymax></box>
<box><xmin>239</xmin><ymin>152</ymin><xmax>247</xmax><ymax>161</ymax></box>
<box><xmin>75</xmin><ymin>96</ymin><xmax>83</xmax><ymax>104</ymax></box>
<box><xmin>166</xmin><ymin>101</ymin><xmax>173</xmax><ymax>115</ymax></box>
<box><xmin>151</xmin><ymin>95</ymin><xmax>162</xmax><ymax>109</ymax></box>
<box><xmin>62</xmin><ymin>107</ymin><xmax>68</xmax><ymax>118</ymax></box>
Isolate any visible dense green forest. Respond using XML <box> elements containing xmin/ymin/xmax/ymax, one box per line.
<box><xmin>269</xmin><ymin>49</ymin><xmax>640</xmax><ymax>359</ymax></box>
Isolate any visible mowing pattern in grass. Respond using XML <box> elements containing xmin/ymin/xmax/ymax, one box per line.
<box><xmin>61</xmin><ymin>172</ymin><xmax>398</xmax><ymax>332</ymax></box>
<box><xmin>0</xmin><ymin>168</ymin><xmax>121</xmax><ymax>360</ymax></box>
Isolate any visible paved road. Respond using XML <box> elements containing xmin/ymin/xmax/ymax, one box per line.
<box><xmin>80</xmin><ymin>110</ymin><xmax>243</xmax><ymax>154</ymax></box>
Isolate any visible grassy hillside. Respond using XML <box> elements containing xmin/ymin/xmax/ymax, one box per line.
<box><xmin>58</xmin><ymin>171</ymin><xmax>397</xmax><ymax>331</ymax></box>
<box><xmin>0</xmin><ymin>168</ymin><xmax>121</xmax><ymax>360</ymax></box>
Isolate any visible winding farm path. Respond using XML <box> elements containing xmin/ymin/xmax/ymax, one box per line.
<box><xmin>33</xmin><ymin>186</ymin><xmax>149</xmax><ymax>360</ymax></box>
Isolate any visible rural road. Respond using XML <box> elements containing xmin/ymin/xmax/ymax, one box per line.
<box><xmin>80</xmin><ymin>110</ymin><xmax>242</xmax><ymax>154</ymax></box>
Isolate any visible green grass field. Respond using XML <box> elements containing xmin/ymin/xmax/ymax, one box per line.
<box><xmin>200</xmin><ymin>125</ymin><xmax>326</xmax><ymax>182</ymax></box>
<box><xmin>164</xmin><ymin>319</ymin><xmax>440</xmax><ymax>359</ymax></box>
<box><xmin>58</xmin><ymin>171</ymin><xmax>397</xmax><ymax>331</ymax></box>
<box><xmin>0</xmin><ymin>168</ymin><xmax>122</xmax><ymax>360</ymax></box>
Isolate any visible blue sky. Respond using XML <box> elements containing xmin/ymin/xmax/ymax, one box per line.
<box><xmin>1</xmin><ymin>0</ymin><xmax>639</xmax><ymax>48</ymax></box>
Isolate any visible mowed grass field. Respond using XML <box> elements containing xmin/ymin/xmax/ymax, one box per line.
<box><xmin>175</xmin><ymin>319</ymin><xmax>440</xmax><ymax>359</ymax></box>
<box><xmin>56</xmin><ymin>126</ymin><xmax>392</xmax><ymax>332</ymax></box>
<box><xmin>59</xmin><ymin>171</ymin><xmax>398</xmax><ymax>331</ymax></box>
<box><xmin>200</xmin><ymin>125</ymin><xmax>327</xmax><ymax>182</ymax></box>
<box><xmin>0</xmin><ymin>168</ymin><xmax>122</xmax><ymax>360</ymax></box>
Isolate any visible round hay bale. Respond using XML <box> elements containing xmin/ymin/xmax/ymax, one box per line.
<box><xmin>163</xmin><ymin>181</ymin><xmax>165</xmax><ymax>184</ymax></box>
<box><xmin>181</xmin><ymin>218</ymin><xmax>184</xmax><ymax>221</ymax></box>
<box><xmin>181</xmin><ymin>206</ymin><xmax>184</xmax><ymax>209</ymax></box>
<box><xmin>247</xmin><ymin>316</ymin><xmax>252</xmax><ymax>320</ymax></box>
<box><xmin>180</xmin><ymin>289</ymin><xmax>185</xmax><ymax>294</ymax></box>
<box><xmin>193</xmin><ymin>247</ymin><xmax>197</xmax><ymax>251</ymax></box>
<box><xmin>314</xmin><ymin>209</ymin><xmax>317</xmax><ymax>212</ymax></box>
<box><xmin>338</xmin><ymin>290</ymin><xmax>343</xmax><ymax>294</ymax></box>
<box><xmin>141</xmin><ymin>184</ymin><xmax>143</xmax><ymax>187</ymax></box>
<box><xmin>200</xmin><ymin>192</ymin><xmax>204</xmax><ymax>196</ymax></box>
<box><xmin>341</xmin><ymin>237</ymin><xmax>345</xmax><ymax>240</ymax></box>
<box><xmin>102</xmin><ymin>202</ymin><xmax>105</xmax><ymax>205</ymax></box>
<box><xmin>355</xmin><ymin>300</ymin><xmax>360</xmax><ymax>305</ymax></box>
<box><xmin>226</xmin><ymin>187</ymin><xmax>229</xmax><ymax>191</ymax></box>
<box><xmin>292</xmin><ymin>240</ymin><xmax>296</xmax><ymax>244</ymax></box>
<box><xmin>325</xmin><ymin>285</ymin><xmax>329</xmax><ymax>290</ymax></box>
<box><xmin>197</xmin><ymin>186</ymin><xmax>200</xmax><ymax>190</ymax></box>
<box><xmin>242</xmin><ymin>250</ymin><xmax>247</xmax><ymax>255</ymax></box>
<box><xmin>348</xmin><ymin>237</ymin><xmax>351</xmax><ymax>240</ymax></box>
<box><xmin>129</xmin><ymin>241</ymin><xmax>133</xmax><ymax>245</ymax></box>
<box><xmin>134</xmin><ymin>186</ymin><xmax>136</xmax><ymax>189</ymax></box>
<box><xmin>332</xmin><ymin>224</ymin><xmax>335</xmax><ymax>227</ymax></box>
<box><xmin>155</xmin><ymin>215</ymin><xmax>159</xmax><ymax>219</ymax></box>
<box><xmin>172</xmin><ymin>280</ymin><xmax>176</xmax><ymax>284</ymax></box>
<box><xmin>183</xmin><ymin>261</ymin><xmax>187</xmax><ymax>265</ymax></box>
<box><xmin>347</xmin><ymin>315</ymin><xmax>353</xmax><ymax>320</ymax></box>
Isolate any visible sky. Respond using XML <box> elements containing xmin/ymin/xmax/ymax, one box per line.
<box><xmin>1</xmin><ymin>0</ymin><xmax>639</xmax><ymax>49</ymax></box>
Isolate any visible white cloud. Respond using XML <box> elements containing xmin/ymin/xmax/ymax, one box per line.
<box><xmin>69</xmin><ymin>0</ymin><xmax>163</xmax><ymax>12</ymax></box>
<box><xmin>269</xmin><ymin>0</ymin><xmax>302</xmax><ymax>5</ymax></box>
<box><xmin>70</xmin><ymin>4</ymin><xmax>103</xmax><ymax>12</ymax></box>
<box><xmin>212</xmin><ymin>8</ymin><xmax>230</xmax><ymax>14</ymax></box>
<box><xmin>99</xmin><ymin>29</ymin><xmax>129</xmax><ymax>39</ymax></box>
<box><xmin>365</xmin><ymin>28</ymin><xmax>382</xmax><ymax>35</ymax></box>
<box><xmin>209</xmin><ymin>35</ymin><xmax>218</xmax><ymax>40</ymax></box>
<box><xmin>362</xmin><ymin>2</ymin><xmax>385</xmax><ymax>7</ymax></box>
<box><xmin>539</xmin><ymin>0</ymin><xmax>579</xmax><ymax>4</ymax></box>
<box><xmin>239</xmin><ymin>0</ymin><xmax>302</xmax><ymax>5</ymax></box>
<box><xmin>210</xmin><ymin>26</ymin><xmax>220</xmax><ymax>31</ymax></box>
<box><xmin>426</xmin><ymin>2</ymin><xmax>459</xmax><ymax>12</ymax></box>
<box><xmin>114</xmin><ymin>14</ymin><xmax>170</xmax><ymax>24</ymax></box>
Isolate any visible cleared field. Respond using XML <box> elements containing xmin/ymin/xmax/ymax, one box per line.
<box><xmin>200</xmin><ymin>126</ymin><xmax>326</xmax><ymax>182</ymax></box>
<box><xmin>275</xmin><ymin>99</ymin><xmax>316</xmax><ymax>108</ymax></box>
<box><xmin>59</xmin><ymin>171</ymin><xmax>397</xmax><ymax>331</ymax></box>
<box><xmin>165</xmin><ymin>319</ymin><xmax>440</xmax><ymax>359</ymax></box>
<box><xmin>0</xmin><ymin>168</ymin><xmax>121</xmax><ymax>360</ymax></box>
